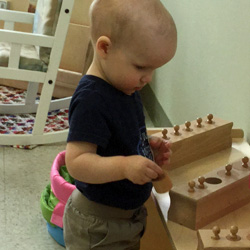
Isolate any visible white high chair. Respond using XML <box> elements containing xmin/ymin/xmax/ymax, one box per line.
<box><xmin>0</xmin><ymin>0</ymin><xmax>75</xmax><ymax>145</ymax></box>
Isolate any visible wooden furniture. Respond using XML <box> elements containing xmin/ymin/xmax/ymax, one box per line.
<box><xmin>150</xmin><ymin>115</ymin><xmax>234</xmax><ymax>199</ymax></box>
<box><xmin>150</xmin><ymin>115</ymin><xmax>233</xmax><ymax>170</ymax></box>
<box><xmin>169</xmin><ymin>156</ymin><xmax>250</xmax><ymax>230</ymax></box>
<box><xmin>0</xmin><ymin>0</ymin><xmax>93</xmax><ymax>98</ymax></box>
<box><xmin>141</xmin><ymin>195</ymin><xmax>174</xmax><ymax>250</ymax></box>
<box><xmin>0</xmin><ymin>0</ymin><xmax>74</xmax><ymax>145</ymax></box>
<box><xmin>150</xmin><ymin>129</ymin><xmax>250</xmax><ymax>249</ymax></box>
<box><xmin>197</xmin><ymin>227</ymin><xmax>250</xmax><ymax>250</ymax></box>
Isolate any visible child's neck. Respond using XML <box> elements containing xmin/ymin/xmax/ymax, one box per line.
<box><xmin>87</xmin><ymin>60</ymin><xmax>107</xmax><ymax>81</ymax></box>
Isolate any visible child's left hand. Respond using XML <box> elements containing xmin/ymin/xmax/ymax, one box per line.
<box><xmin>149</xmin><ymin>136</ymin><xmax>172</xmax><ymax>167</ymax></box>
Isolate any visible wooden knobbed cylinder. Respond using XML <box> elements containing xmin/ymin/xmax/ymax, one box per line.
<box><xmin>211</xmin><ymin>226</ymin><xmax>221</xmax><ymax>240</ymax></box>
<box><xmin>153</xmin><ymin>170</ymin><xmax>173</xmax><ymax>193</ymax></box>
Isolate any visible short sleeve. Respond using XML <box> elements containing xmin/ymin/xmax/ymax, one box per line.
<box><xmin>67</xmin><ymin>91</ymin><xmax>111</xmax><ymax>148</ymax></box>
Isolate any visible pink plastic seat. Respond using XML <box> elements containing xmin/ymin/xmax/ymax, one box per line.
<box><xmin>50</xmin><ymin>150</ymin><xmax>76</xmax><ymax>228</ymax></box>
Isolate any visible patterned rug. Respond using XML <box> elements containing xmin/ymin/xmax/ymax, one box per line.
<box><xmin>0</xmin><ymin>85</ymin><xmax>69</xmax><ymax>148</ymax></box>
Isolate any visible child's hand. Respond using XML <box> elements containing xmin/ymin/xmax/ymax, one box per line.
<box><xmin>149</xmin><ymin>136</ymin><xmax>172</xmax><ymax>167</ymax></box>
<box><xmin>124</xmin><ymin>155</ymin><xmax>164</xmax><ymax>185</ymax></box>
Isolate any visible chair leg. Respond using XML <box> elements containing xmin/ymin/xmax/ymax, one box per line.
<box><xmin>25</xmin><ymin>81</ymin><xmax>39</xmax><ymax>106</ymax></box>
<box><xmin>32</xmin><ymin>79</ymin><xmax>55</xmax><ymax>135</ymax></box>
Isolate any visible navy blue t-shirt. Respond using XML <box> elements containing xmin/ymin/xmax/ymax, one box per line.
<box><xmin>67</xmin><ymin>75</ymin><xmax>153</xmax><ymax>210</ymax></box>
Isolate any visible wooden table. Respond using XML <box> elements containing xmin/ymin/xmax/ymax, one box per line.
<box><xmin>152</xmin><ymin>138</ymin><xmax>250</xmax><ymax>250</ymax></box>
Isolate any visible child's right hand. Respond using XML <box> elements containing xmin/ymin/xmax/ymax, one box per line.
<box><xmin>123</xmin><ymin>155</ymin><xmax>164</xmax><ymax>185</ymax></box>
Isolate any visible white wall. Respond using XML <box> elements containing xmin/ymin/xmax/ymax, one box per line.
<box><xmin>152</xmin><ymin>0</ymin><xmax>250</xmax><ymax>141</ymax></box>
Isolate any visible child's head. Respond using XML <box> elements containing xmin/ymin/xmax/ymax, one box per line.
<box><xmin>88</xmin><ymin>0</ymin><xmax>177</xmax><ymax>95</ymax></box>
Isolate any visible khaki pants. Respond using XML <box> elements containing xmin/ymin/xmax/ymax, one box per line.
<box><xmin>63</xmin><ymin>189</ymin><xmax>147</xmax><ymax>250</ymax></box>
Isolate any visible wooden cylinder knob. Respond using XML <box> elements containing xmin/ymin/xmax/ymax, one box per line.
<box><xmin>207</xmin><ymin>114</ymin><xmax>214</xmax><ymax>124</ymax></box>
<box><xmin>162</xmin><ymin>129</ymin><xmax>168</xmax><ymax>139</ymax></box>
<box><xmin>198</xmin><ymin>176</ymin><xmax>205</xmax><ymax>189</ymax></box>
<box><xmin>188</xmin><ymin>180</ymin><xmax>196</xmax><ymax>193</ymax></box>
<box><xmin>185</xmin><ymin>121</ymin><xmax>191</xmax><ymax>131</ymax></box>
<box><xmin>173</xmin><ymin>125</ymin><xmax>180</xmax><ymax>135</ymax></box>
<box><xmin>225</xmin><ymin>164</ymin><xmax>232</xmax><ymax>176</ymax></box>
<box><xmin>211</xmin><ymin>226</ymin><xmax>220</xmax><ymax>240</ymax></box>
<box><xmin>196</xmin><ymin>117</ymin><xmax>202</xmax><ymax>128</ymax></box>
<box><xmin>242</xmin><ymin>156</ymin><xmax>249</xmax><ymax>168</ymax></box>
<box><xmin>227</xmin><ymin>226</ymin><xmax>241</xmax><ymax>241</ymax></box>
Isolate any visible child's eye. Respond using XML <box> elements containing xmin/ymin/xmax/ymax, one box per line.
<box><xmin>135</xmin><ymin>65</ymin><xmax>145</xmax><ymax>70</ymax></box>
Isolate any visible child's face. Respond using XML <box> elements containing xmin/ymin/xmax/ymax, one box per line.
<box><xmin>101</xmin><ymin>33</ymin><xmax>177</xmax><ymax>95</ymax></box>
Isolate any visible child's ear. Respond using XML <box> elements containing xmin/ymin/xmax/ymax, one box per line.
<box><xmin>96</xmin><ymin>36</ymin><xmax>112</xmax><ymax>58</ymax></box>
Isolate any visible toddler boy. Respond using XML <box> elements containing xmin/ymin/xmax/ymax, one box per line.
<box><xmin>63</xmin><ymin>0</ymin><xmax>177</xmax><ymax>249</ymax></box>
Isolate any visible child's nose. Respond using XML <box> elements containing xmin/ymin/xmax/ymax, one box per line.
<box><xmin>141</xmin><ymin>71</ymin><xmax>154</xmax><ymax>84</ymax></box>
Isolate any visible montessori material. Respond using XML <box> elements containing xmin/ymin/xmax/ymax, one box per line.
<box><xmin>151</xmin><ymin>114</ymin><xmax>233</xmax><ymax>194</ymax></box>
<box><xmin>152</xmin><ymin>114</ymin><xmax>233</xmax><ymax>170</ymax></box>
<box><xmin>197</xmin><ymin>226</ymin><xmax>250</xmax><ymax>249</ymax></box>
<box><xmin>153</xmin><ymin>171</ymin><xmax>173</xmax><ymax>193</ymax></box>
<box><xmin>168</xmin><ymin>157</ymin><xmax>250</xmax><ymax>230</ymax></box>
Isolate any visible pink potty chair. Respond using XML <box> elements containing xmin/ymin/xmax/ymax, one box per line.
<box><xmin>50</xmin><ymin>150</ymin><xmax>76</xmax><ymax>228</ymax></box>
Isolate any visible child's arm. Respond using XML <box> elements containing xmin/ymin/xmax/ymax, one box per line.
<box><xmin>65</xmin><ymin>141</ymin><xmax>164</xmax><ymax>185</ymax></box>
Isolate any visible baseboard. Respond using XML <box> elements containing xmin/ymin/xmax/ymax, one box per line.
<box><xmin>140</xmin><ymin>85</ymin><xmax>172</xmax><ymax>127</ymax></box>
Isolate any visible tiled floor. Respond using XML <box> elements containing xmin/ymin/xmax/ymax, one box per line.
<box><xmin>0</xmin><ymin>109</ymin><xmax>154</xmax><ymax>250</ymax></box>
